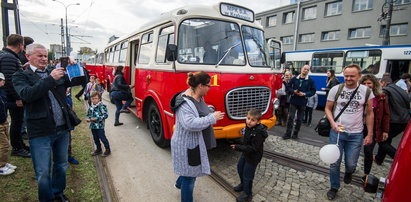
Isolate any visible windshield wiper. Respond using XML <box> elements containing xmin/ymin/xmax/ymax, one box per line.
<box><xmin>215</xmin><ymin>42</ymin><xmax>241</xmax><ymax>68</ymax></box>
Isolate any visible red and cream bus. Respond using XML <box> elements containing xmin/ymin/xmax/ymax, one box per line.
<box><xmin>98</xmin><ymin>3</ymin><xmax>283</xmax><ymax>147</ymax></box>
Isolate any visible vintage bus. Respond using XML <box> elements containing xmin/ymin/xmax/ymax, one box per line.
<box><xmin>284</xmin><ymin>45</ymin><xmax>411</xmax><ymax>107</ymax></box>
<box><xmin>95</xmin><ymin>3</ymin><xmax>283</xmax><ymax>147</ymax></box>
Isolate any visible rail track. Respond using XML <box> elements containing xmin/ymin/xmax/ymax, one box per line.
<box><xmin>210</xmin><ymin>169</ymin><xmax>240</xmax><ymax>198</ymax></box>
<box><xmin>263</xmin><ymin>150</ymin><xmax>364</xmax><ymax>187</ymax></box>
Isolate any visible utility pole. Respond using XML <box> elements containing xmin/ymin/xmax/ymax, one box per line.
<box><xmin>1</xmin><ymin>0</ymin><xmax>21</xmax><ymax>47</ymax></box>
<box><xmin>382</xmin><ymin>0</ymin><xmax>394</xmax><ymax>46</ymax></box>
<box><xmin>60</xmin><ymin>18</ymin><xmax>66</xmax><ymax>56</ymax></box>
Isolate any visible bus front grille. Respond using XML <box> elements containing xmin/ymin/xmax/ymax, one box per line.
<box><xmin>225</xmin><ymin>87</ymin><xmax>271</xmax><ymax>120</ymax></box>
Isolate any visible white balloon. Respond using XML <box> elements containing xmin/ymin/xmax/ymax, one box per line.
<box><xmin>319</xmin><ymin>144</ymin><xmax>340</xmax><ymax>164</ymax></box>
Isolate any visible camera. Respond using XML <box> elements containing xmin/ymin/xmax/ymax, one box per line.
<box><xmin>60</xmin><ymin>57</ymin><xmax>69</xmax><ymax>68</ymax></box>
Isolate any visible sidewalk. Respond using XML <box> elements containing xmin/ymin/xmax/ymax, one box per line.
<box><xmin>101</xmin><ymin>95</ymin><xmax>234</xmax><ymax>201</ymax></box>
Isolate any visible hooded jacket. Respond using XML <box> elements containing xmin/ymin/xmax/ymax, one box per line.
<box><xmin>234</xmin><ymin>123</ymin><xmax>268</xmax><ymax>165</ymax></box>
<box><xmin>170</xmin><ymin>92</ymin><xmax>216</xmax><ymax>177</ymax></box>
<box><xmin>0</xmin><ymin>48</ymin><xmax>23</xmax><ymax>102</ymax></box>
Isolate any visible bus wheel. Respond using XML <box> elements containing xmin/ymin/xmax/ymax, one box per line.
<box><xmin>148</xmin><ymin>103</ymin><xmax>169</xmax><ymax>147</ymax></box>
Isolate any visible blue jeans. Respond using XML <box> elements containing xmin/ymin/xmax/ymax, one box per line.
<box><xmin>176</xmin><ymin>176</ymin><xmax>196</xmax><ymax>202</ymax></box>
<box><xmin>329</xmin><ymin>130</ymin><xmax>363</xmax><ymax>189</ymax></box>
<box><xmin>237</xmin><ymin>156</ymin><xmax>257</xmax><ymax>195</ymax></box>
<box><xmin>111</xmin><ymin>91</ymin><xmax>133</xmax><ymax>124</ymax></box>
<box><xmin>29</xmin><ymin>130</ymin><xmax>69</xmax><ymax>202</ymax></box>
<box><xmin>91</xmin><ymin>129</ymin><xmax>110</xmax><ymax>151</ymax></box>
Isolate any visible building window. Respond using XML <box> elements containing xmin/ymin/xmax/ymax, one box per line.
<box><xmin>256</xmin><ymin>18</ymin><xmax>262</xmax><ymax>25</ymax></box>
<box><xmin>353</xmin><ymin>0</ymin><xmax>373</xmax><ymax>12</ymax></box>
<box><xmin>267</xmin><ymin>15</ymin><xmax>277</xmax><ymax>27</ymax></box>
<box><xmin>299</xmin><ymin>33</ymin><xmax>315</xmax><ymax>43</ymax></box>
<box><xmin>348</xmin><ymin>27</ymin><xmax>371</xmax><ymax>39</ymax></box>
<box><xmin>321</xmin><ymin>30</ymin><xmax>340</xmax><ymax>41</ymax></box>
<box><xmin>283</xmin><ymin>11</ymin><xmax>295</xmax><ymax>24</ymax></box>
<box><xmin>394</xmin><ymin>0</ymin><xmax>410</xmax><ymax>5</ymax></box>
<box><xmin>326</xmin><ymin>1</ymin><xmax>342</xmax><ymax>16</ymax></box>
<box><xmin>302</xmin><ymin>6</ymin><xmax>316</xmax><ymax>20</ymax></box>
<box><xmin>380</xmin><ymin>23</ymin><xmax>408</xmax><ymax>37</ymax></box>
<box><xmin>281</xmin><ymin>36</ymin><xmax>294</xmax><ymax>44</ymax></box>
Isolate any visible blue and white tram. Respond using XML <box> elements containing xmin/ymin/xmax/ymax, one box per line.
<box><xmin>284</xmin><ymin>45</ymin><xmax>411</xmax><ymax>107</ymax></box>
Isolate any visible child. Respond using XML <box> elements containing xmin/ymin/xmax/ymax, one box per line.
<box><xmin>95</xmin><ymin>78</ymin><xmax>105</xmax><ymax>95</ymax></box>
<box><xmin>86</xmin><ymin>91</ymin><xmax>111</xmax><ymax>157</ymax></box>
<box><xmin>84</xmin><ymin>76</ymin><xmax>96</xmax><ymax>105</ymax></box>
<box><xmin>303</xmin><ymin>93</ymin><xmax>318</xmax><ymax>127</ymax></box>
<box><xmin>230</xmin><ymin>109</ymin><xmax>268</xmax><ymax>202</ymax></box>
<box><xmin>0</xmin><ymin>73</ymin><xmax>17</xmax><ymax>175</ymax></box>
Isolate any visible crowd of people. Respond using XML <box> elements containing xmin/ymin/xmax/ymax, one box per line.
<box><xmin>0</xmin><ymin>33</ymin><xmax>410</xmax><ymax>202</ymax></box>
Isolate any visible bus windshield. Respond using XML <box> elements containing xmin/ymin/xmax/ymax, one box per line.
<box><xmin>178</xmin><ymin>18</ymin><xmax>245</xmax><ymax>65</ymax></box>
<box><xmin>242</xmin><ymin>26</ymin><xmax>271</xmax><ymax>67</ymax></box>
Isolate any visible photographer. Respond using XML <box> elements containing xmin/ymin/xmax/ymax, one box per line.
<box><xmin>282</xmin><ymin>65</ymin><xmax>316</xmax><ymax>139</ymax></box>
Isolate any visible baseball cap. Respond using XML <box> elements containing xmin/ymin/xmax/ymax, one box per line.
<box><xmin>0</xmin><ymin>73</ymin><xmax>5</xmax><ymax>80</ymax></box>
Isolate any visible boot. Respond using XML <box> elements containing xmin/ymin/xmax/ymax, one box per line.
<box><xmin>236</xmin><ymin>192</ymin><xmax>252</xmax><ymax>202</ymax></box>
<box><xmin>102</xmin><ymin>149</ymin><xmax>111</xmax><ymax>157</ymax></box>
<box><xmin>233</xmin><ymin>184</ymin><xmax>243</xmax><ymax>192</ymax></box>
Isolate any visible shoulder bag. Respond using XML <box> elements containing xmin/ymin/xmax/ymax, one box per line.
<box><xmin>315</xmin><ymin>84</ymin><xmax>359</xmax><ymax>137</ymax></box>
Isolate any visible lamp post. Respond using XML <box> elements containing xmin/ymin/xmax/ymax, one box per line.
<box><xmin>52</xmin><ymin>0</ymin><xmax>80</xmax><ymax>56</ymax></box>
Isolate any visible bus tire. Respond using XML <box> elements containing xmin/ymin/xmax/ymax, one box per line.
<box><xmin>148</xmin><ymin>102</ymin><xmax>169</xmax><ymax>148</ymax></box>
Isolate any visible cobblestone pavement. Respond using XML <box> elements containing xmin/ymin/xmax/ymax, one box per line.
<box><xmin>209</xmin><ymin>133</ymin><xmax>391</xmax><ymax>201</ymax></box>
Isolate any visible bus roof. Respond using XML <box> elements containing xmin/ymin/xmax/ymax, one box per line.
<box><xmin>284</xmin><ymin>44</ymin><xmax>411</xmax><ymax>54</ymax></box>
<box><xmin>105</xmin><ymin>2</ymin><xmax>261</xmax><ymax>49</ymax></box>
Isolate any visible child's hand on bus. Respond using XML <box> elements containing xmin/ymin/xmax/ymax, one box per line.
<box><xmin>230</xmin><ymin>144</ymin><xmax>236</xmax><ymax>150</ymax></box>
<box><xmin>213</xmin><ymin>111</ymin><xmax>224</xmax><ymax>121</ymax></box>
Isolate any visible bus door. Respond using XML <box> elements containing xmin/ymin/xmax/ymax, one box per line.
<box><xmin>129</xmin><ymin>39</ymin><xmax>140</xmax><ymax>116</ymax></box>
<box><xmin>387</xmin><ymin>60</ymin><xmax>411</xmax><ymax>82</ymax></box>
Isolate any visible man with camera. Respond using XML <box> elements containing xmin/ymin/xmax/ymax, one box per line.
<box><xmin>283</xmin><ymin>65</ymin><xmax>316</xmax><ymax>139</ymax></box>
<box><xmin>12</xmin><ymin>44</ymin><xmax>79</xmax><ymax>202</ymax></box>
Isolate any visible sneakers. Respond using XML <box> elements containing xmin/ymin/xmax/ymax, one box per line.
<box><xmin>0</xmin><ymin>165</ymin><xmax>15</xmax><ymax>175</ymax></box>
<box><xmin>91</xmin><ymin>150</ymin><xmax>102</xmax><ymax>156</ymax></box>
<box><xmin>68</xmin><ymin>156</ymin><xmax>79</xmax><ymax>165</ymax></box>
<box><xmin>11</xmin><ymin>148</ymin><xmax>31</xmax><ymax>158</ymax></box>
<box><xmin>120</xmin><ymin>109</ymin><xmax>130</xmax><ymax>113</ymax></box>
<box><xmin>174</xmin><ymin>184</ymin><xmax>181</xmax><ymax>189</ymax></box>
<box><xmin>54</xmin><ymin>194</ymin><xmax>69</xmax><ymax>202</ymax></box>
<box><xmin>233</xmin><ymin>184</ymin><xmax>243</xmax><ymax>192</ymax></box>
<box><xmin>373</xmin><ymin>156</ymin><xmax>383</xmax><ymax>165</ymax></box>
<box><xmin>327</xmin><ymin>188</ymin><xmax>338</xmax><ymax>200</ymax></box>
<box><xmin>102</xmin><ymin>149</ymin><xmax>111</xmax><ymax>157</ymax></box>
<box><xmin>114</xmin><ymin>122</ymin><xmax>124</xmax><ymax>126</ymax></box>
<box><xmin>282</xmin><ymin>134</ymin><xmax>291</xmax><ymax>140</ymax></box>
<box><xmin>236</xmin><ymin>192</ymin><xmax>252</xmax><ymax>202</ymax></box>
<box><xmin>6</xmin><ymin>163</ymin><xmax>17</xmax><ymax>170</ymax></box>
<box><xmin>344</xmin><ymin>171</ymin><xmax>353</xmax><ymax>184</ymax></box>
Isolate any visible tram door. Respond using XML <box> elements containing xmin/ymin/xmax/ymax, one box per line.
<box><xmin>387</xmin><ymin>60</ymin><xmax>411</xmax><ymax>82</ymax></box>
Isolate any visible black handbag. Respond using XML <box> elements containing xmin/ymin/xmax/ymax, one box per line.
<box><xmin>315</xmin><ymin>85</ymin><xmax>359</xmax><ymax>137</ymax></box>
<box><xmin>68</xmin><ymin>108</ymin><xmax>82</xmax><ymax>127</ymax></box>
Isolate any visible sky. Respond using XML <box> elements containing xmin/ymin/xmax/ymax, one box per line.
<box><xmin>3</xmin><ymin>0</ymin><xmax>289</xmax><ymax>56</ymax></box>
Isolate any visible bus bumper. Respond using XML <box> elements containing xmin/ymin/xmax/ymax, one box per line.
<box><xmin>214</xmin><ymin>115</ymin><xmax>277</xmax><ymax>139</ymax></box>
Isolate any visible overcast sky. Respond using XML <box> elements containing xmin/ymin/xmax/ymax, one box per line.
<box><xmin>4</xmin><ymin>0</ymin><xmax>289</xmax><ymax>56</ymax></box>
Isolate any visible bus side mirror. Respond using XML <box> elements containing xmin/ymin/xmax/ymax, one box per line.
<box><xmin>166</xmin><ymin>44</ymin><xmax>177</xmax><ymax>61</ymax></box>
<box><xmin>280</xmin><ymin>52</ymin><xmax>286</xmax><ymax>64</ymax></box>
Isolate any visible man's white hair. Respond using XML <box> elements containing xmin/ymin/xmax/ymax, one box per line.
<box><xmin>26</xmin><ymin>44</ymin><xmax>46</xmax><ymax>55</ymax></box>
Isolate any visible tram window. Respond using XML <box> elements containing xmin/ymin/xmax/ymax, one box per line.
<box><xmin>178</xmin><ymin>18</ymin><xmax>245</xmax><ymax>65</ymax></box>
<box><xmin>345</xmin><ymin>50</ymin><xmax>381</xmax><ymax>74</ymax></box>
<box><xmin>156</xmin><ymin>26</ymin><xmax>175</xmax><ymax>64</ymax></box>
<box><xmin>139</xmin><ymin>32</ymin><xmax>153</xmax><ymax>64</ymax></box>
<box><xmin>311</xmin><ymin>51</ymin><xmax>344</xmax><ymax>73</ymax></box>
<box><xmin>119</xmin><ymin>42</ymin><xmax>128</xmax><ymax>63</ymax></box>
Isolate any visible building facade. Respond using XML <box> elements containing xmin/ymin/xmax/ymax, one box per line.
<box><xmin>256</xmin><ymin>0</ymin><xmax>411</xmax><ymax>52</ymax></box>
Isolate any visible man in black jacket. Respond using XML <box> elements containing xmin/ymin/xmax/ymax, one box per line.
<box><xmin>0</xmin><ymin>34</ymin><xmax>30</xmax><ymax>157</ymax></box>
<box><xmin>13</xmin><ymin>44</ymin><xmax>78</xmax><ymax>202</ymax></box>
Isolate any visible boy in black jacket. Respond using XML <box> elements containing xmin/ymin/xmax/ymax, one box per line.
<box><xmin>230</xmin><ymin>109</ymin><xmax>268</xmax><ymax>202</ymax></box>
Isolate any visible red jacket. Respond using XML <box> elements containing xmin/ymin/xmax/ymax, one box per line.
<box><xmin>374</xmin><ymin>93</ymin><xmax>390</xmax><ymax>142</ymax></box>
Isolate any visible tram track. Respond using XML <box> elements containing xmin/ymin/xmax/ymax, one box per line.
<box><xmin>210</xmin><ymin>169</ymin><xmax>240</xmax><ymax>198</ymax></box>
<box><xmin>263</xmin><ymin>150</ymin><xmax>364</xmax><ymax>187</ymax></box>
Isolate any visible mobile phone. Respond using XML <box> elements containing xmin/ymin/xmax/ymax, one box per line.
<box><xmin>60</xmin><ymin>57</ymin><xmax>69</xmax><ymax>68</ymax></box>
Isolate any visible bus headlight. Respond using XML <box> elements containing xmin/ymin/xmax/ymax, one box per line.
<box><xmin>208</xmin><ymin>105</ymin><xmax>216</xmax><ymax>113</ymax></box>
<box><xmin>273</xmin><ymin>98</ymin><xmax>280</xmax><ymax>110</ymax></box>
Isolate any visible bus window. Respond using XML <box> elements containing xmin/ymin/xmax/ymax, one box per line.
<box><xmin>113</xmin><ymin>44</ymin><xmax>121</xmax><ymax>63</ymax></box>
<box><xmin>156</xmin><ymin>26</ymin><xmax>175</xmax><ymax>64</ymax></box>
<box><xmin>286</xmin><ymin>61</ymin><xmax>309</xmax><ymax>73</ymax></box>
<box><xmin>138</xmin><ymin>32</ymin><xmax>153</xmax><ymax>64</ymax></box>
<box><xmin>119</xmin><ymin>42</ymin><xmax>128</xmax><ymax>63</ymax></box>
<box><xmin>312</xmin><ymin>51</ymin><xmax>344</xmax><ymax>73</ymax></box>
<box><xmin>242</xmin><ymin>26</ymin><xmax>272</xmax><ymax>67</ymax></box>
<box><xmin>345</xmin><ymin>50</ymin><xmax>381</xmax><ymax>74</ymax></box>
<box><xmin>178</xmin><ymin>18</ymin><xmax>245</xmax><ymax>65</ymax></box>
